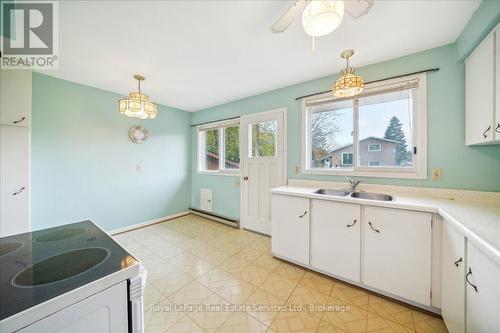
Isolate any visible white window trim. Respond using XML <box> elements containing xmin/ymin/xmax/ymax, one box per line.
<box><xmin>341</xmin><ymin>152</ymin><xmax>353</xmax><ymax>166</ymax></box>
<box><xmin>197</xmin><ymin>119</ymin><xmax>240</xmax><ymax>176</ymax></box>
<box><xmin>368</xmin><ymin>144</ymin><xmax>381</xmax><ymax>152</ymax></box>
<box><xmin>301</xmin><ymin>73</ymin><xmax>427</xmax><ymax>180</ymax></box>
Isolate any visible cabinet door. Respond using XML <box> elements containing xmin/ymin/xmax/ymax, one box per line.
<box><xmin>0</xmin><ymin>70</ymin><xmax>31</xmax><ymax>127</ymax></box>
<box><xmin>0</xmin><ymin>125</ymin><xmax>30</xmax><ymax>237</ymax></box>
<box><xmin>466</xmin><ymin>242</ymin><xmax>500</xmax><ymax>333</ymax></box>
<box><xmin>495</xmin><ymin>28</ymin><xmax>500</xmax><ymax>140</ymax></box>
<box><xmin>441</xmin><ymin>222</ymin><xmax>465</xmax><ymax>333</ymax></box>
<box><xmin>465</xmin><ymin>33</ymin><xmax>494</xmax><ymax>145</ymax></box>
<box><xmin>363</xmin><ymin>206</ymin><xmax>432</xmax><ymax>305</ymax></box>
<box><xmin>311</xmin><ymin>200</ymin><xmax>361</xmax><ymax>282</ymax></box>
<box><xmin>271</xmin><ymin>194</ymin><xmax>310</xmax><ymax>265</ymax></box>
<box><xmin>18</xmin><ymin>282</ymin><xmax>129</xmax><ymax>333</ymax></box>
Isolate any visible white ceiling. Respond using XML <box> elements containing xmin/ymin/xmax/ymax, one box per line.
<box><xmin>40</xmin><ymin>0</ymin><xmax>480</xmax><ymax>111</ymax></box>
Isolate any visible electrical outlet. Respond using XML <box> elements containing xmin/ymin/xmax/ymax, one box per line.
<box><xmin>136</xmin><ymin>164</ymin><xmax>142</xmax><ymax>172</ymax></box>
<box><xmin>431</xmin><ymin>168</ymin><xmax>442</xmax><ymax>180</ymax></box>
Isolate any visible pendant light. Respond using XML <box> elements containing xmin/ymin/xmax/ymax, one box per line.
<box><xmin>333</xmin><ymin>49</ymin><xmax>364</xmax><ymax>98</ymax></box>
<box><xmin>302</xmin><ymin>0</ymin><xmax>344</xmax><ymax>52</ymax></box>
<box><xmin>119</xmin><ymin>75</ymin><xmax>157</xmax><ymax>119</ymax></box>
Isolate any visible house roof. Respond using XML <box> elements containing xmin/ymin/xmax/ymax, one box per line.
<box><xmin>320</xmin><ymin>136</ymin><xmax>401</xmax><ymax>161</ymax></box>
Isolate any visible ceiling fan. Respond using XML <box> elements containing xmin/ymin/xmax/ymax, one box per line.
<box><xmin>271</xmin><ymin>0</ymin><xmax>374</xmax><ymax>51</ymax></box>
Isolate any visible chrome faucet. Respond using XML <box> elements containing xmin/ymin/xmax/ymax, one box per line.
<box><xmin>347</xmin><ymin>178</ymin><xmax>362</xmax><ymax>192</ymax></box>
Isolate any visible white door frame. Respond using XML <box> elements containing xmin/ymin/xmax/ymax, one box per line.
<box><xmin>239</xmin><ymin>107</ymin><xmax>287</xmax><ymax>233</ymax></box>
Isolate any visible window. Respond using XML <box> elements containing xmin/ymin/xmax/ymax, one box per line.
<box><xmin>198</xmin><ymin>120</ymin><xmax>240</xmax><ymax>174</ymax></box>
<box><xmin>341</xmin><ymin>153</ymin><xmax>353</xmax><ymax>166</ymax></box>
<box><xmin>250</xmin><ymin>120</ymin><xmax>277</xmax><ymax>157</ymax></box>
<box><xmin>303</xmin><ymin>74</ymin><xmax>427</xmax><ymax>179</ymax></box>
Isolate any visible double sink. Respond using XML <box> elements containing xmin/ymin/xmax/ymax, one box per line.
<box><xmin>314</xmin><ymin>189</ymin><xmax>393</xmax><ymax>201</ymax></box>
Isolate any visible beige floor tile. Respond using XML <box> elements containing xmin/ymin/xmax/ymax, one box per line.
<box><xmin>197</xmin><ymin>267</ymin><xmax>238</xmax><ymax>290</ymax></box>
<box><xmin>244</xmin><ymin>288</ymin><xmax>285</xmax><ymax>327</ymax></box>
<box><xmin>412</xmin><ymin>311</ymin><xmax>447</xmax><ymax>333</ymax></box>
<box><xmin>212</xmin><ymin>279</ymin><xmax>258</xmax><ymax>304</ymax></box>
<box><xmin>175</xmin><ymin>256</ymin><xmax>215</xmax><ymax>278</ymax></box>
<box><xmin>198</xmin><ymin>248</ymin><xmax>233</xmax><ymax>265</ymax></box>
<box><xmin>362</xmin><ymin>295</ymin><xmax>415</xmax><ymax>330</ymax></box>
<box><xmin>145</xmin><ymin>299</ymin><xmax>186</xmax><ymax>333</ymax></box>
<box><xmin>366</xmin><ymin>312</ymin><xmax>415</xmax><ymax>332</ymax></box>
<box><xmin>150</xmin><ymin>270</ymin><xmax>194</xmax><ymax>296</ymax></box>
<box><xmin>330</xmin><ymin>281</ymin><xmax>369</xmax><ymax>309</ymax></box>
<box><xmin>299</xmin><ymin>272</ymin><xmax>334</xmax><ymax>296</ymax></box>
<box><xmin>269</xmin><ymin>310</ymin><xmax>321</xmax><ymax>333</ymax></box>
<box><xmin>260</xmin><ymin>274</ymin><xmax>300</xmax><ymax>301</ymax></box>
<box><xmin>169</xmin><ymin>280</ymin><xmax>214</xmax><ymax>305</ymax></box>
<box><xmin>147</xmin><ymin>262</ymin><xmax>176</xmax><ymax>280</ymax></box>
<box><xmin>237</xmin><ymin>247</ymin><xmax>267</xmax><ymax>263</ymax></box>
<box><xmin>255</xmin><ymin>253</ymin><xmax>283</xmax><ymax>272</ymax></box>
<box><xmin>316</xmin><ymin>320</ymin><xmax>348</xmax><ymax>333</ymax></box>
<box><xmin>187</xmin><ymin>294</ymin><xmax>234</xmax><ymax>333</ymax></box>
<box><xmin>274</xmin><ymin>263</ymin><xmax>306</xmax><ymax>282</ymax></box>
<box><xmin>250</xmin><ymin>237</ymin><xmax>272</xmax><ymax>252</ymax></box>
<box><xmin>217</xmin><ymin>311</ymin><xmax>268</xmax><ymax>333</ymax></box>
<box><xmin>320</xmin><ymin>296</ymin><xmax>369</xmax><ymax>333</ymax></box>
<box><xmin>219</xmin><ymin>255</ymin><xmax>252</xmax><ymax>275</ymax></box>
<box><xmin>166</xmin><ymin>313</ymin><xmax>205</xmax><ymax>333</ymax></box>
<box><xmin>238</xmin><ymin>264</ymin><xmax>274</xmax><ymax>287</ymax></box>
<box><xmin>144</xmin><ymin>283</ymin><xmax>168</xmax><ymax>311</ymax></box>
<box><xmin>285</xmin><ymin>283</ymin><xmax>329</xmax><ymax>319</ymax></box>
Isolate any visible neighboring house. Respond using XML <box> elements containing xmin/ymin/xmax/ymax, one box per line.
<box><xmin>205</xmin><ymin>151</ymin><xmax>240</xmax><ymax>169</ymax></box>
<box><xmin>318</xmin><ymin>137</ymin><xmax>401</xmax><ymax>168</ymax></box>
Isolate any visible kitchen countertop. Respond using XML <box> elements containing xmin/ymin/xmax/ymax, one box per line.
<box><xmin>271</xmin><ymin>186</ymin><xmax>500</xmax><ymax>266</ymax></box>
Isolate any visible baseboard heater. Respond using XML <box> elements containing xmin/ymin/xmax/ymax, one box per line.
<box><xmin>189</xmin><ymin>208</ymin><xmax>239</xmax><ymax>228</ymax></box>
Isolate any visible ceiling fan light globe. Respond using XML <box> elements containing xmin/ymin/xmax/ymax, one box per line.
<box><xmin>302</xmin><ymin>0</ymin><xmax>344</xmax><ymax>37</ymax></box>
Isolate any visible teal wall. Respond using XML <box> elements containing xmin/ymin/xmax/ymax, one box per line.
<box><xmin>32</xmin><ymin>73</ymin><xmax>191</xmax><ymax>231</ymax></box>
<box><xmin>190</xmin><ymin>7</ymin><xmax>500</xmax><ymax>219</ymax></box>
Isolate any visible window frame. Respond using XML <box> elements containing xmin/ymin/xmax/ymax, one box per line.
<box><xmin>367</xmin><ymin>143</ymin><xmax>382</xmax><ymax>152</ymax></box>
<box><xmin>341</xmin><ymin>152</ymin><xmax>353</xmax><ymax>166</ymax></box>
<box><xmin>197</xmin><ymin>119</ymin><xmax>240</xmax><ymax>176</ymax></box>
<box><xmin>301</xmin><ymin>73</ymin><xmax>427</xmax><ymax>179</ymax></box>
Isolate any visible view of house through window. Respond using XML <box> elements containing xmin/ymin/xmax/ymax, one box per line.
<box><xmin>306</xmin><ymin>76</ymin><xmax>422</xmax><ymax>176</ymax></box>
<box><xmin>250</xmin><ymin>121</ymin><xmax>277</xmax><ymax>157</ymax></box>
<box><xmin>200</xmin><ymin>124</ymin><xmax>240</xmax><ymax>172</ymax></box>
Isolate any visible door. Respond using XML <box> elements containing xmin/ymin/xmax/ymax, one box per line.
<box><xmin>311</xmin><ymin>200</ymin><xmax>361</xmax><ymax>282</ymax></box>
<box><xmin>241</xmin><ymin>108</ymin><xmax>286</xmax><ymax>235</ymax></box>
<box><xmin>18</xmin><ymin>282</ymin><xmax>129</xmax><ymax>333</ymax></box>
<box><xmin>363</xmin><ymin>206</ymin><xmax>432</xmax><ymax>305</ymax></box>
<box><xmin>271</xmin><ymin>194</ymin><xmax>309</xmax><ymax>265</ymax></box>
<box><xmin>0</xmin><ymin>69</ymin><xmax>31</xmax><ymax>127</ymax></box>
<box><xmin>0</xmin><ymin>125</ymin><xmax>30</xmax><ymax>237</ymax></box>
<box><xmin>465</xmin><ymin>33</ymin><xmax>494</xmax><ymax>144</ymax></box>
<box><xmin>466</xmin><ymin>241</ymin><xmax>500</xmax><ymax>333</ymax></box>
<box><xmin>441</xmin><ymin>221</ymin><xmax>466</xmax><ymax>333</ymax></box>
<box><xmin>495</xmin><ymin>27</ymin><xmax>500</xmax><ymax>140</ymax></box>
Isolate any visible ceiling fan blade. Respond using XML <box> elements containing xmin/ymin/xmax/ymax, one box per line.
<box><xmin>270</xmin><ymin>0</ymin><xmax>310</xmax><ymax>33</ymax></box>
<box><xmin>344</xmin><ymin>0</ymin><xmax>374</xmax><ymax>19</ymax></box>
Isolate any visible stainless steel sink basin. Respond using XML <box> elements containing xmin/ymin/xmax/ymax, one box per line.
<box><xmin>351</xmin><ymin>192</ymin><xmax>393</xmax><ymax>201</ymax></box>
<box><xmin>314</xmin><ymin>189</ymin><xmax>350</xmax><ymax>197</ymax></box>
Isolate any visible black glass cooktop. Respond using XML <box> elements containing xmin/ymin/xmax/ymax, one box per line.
<box><xmin>0</xmin><ymin>221</ymin><xmax>138</xmax><ymax>321</ymax></box>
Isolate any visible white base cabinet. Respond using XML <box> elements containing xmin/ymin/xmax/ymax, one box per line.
<box><xmin>441</xmin><ymin>222</ymin><xmax>466</xmax><ymax>333</ymax></box>
<box><xmin>271</xmin><ymin>194</ymin><xmax>310</xmax><ymax>265</ymax></box>
<box><xmin>363</xmin><ymin>206</ymin><xmax>432</xmax><ymax>305</ymax></box>
<box><xmin>311</xmin><ymin>200</ymin><xmax>361</xmax><ymax>282</ymax></box>
<box><xmin>466</xmin><ymin>242</ymin><xmax>500</xmax><ymax>333</ymax></box>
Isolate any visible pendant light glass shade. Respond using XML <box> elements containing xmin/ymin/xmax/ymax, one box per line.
<box><xmin>302</xmin><ymin>0</ymin><xmax>344</xmax><ymax>37</ymax></box>
<box><xmin>333</xmin><ymin>49</ymin><xmax>364</xmax><ymax>98</ymax></box>
<box><xmin>119</xmin><ymin>75</ymin><xmax>157</xmax><ymax>119</ymax></box>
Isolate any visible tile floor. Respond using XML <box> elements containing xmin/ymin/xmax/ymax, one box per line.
<box><xmin>113</xmin><ymin>214</ymin><xmax>448</xmax><ymax>333</ymax></box>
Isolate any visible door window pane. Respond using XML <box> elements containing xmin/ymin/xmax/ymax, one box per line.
<box><xmin>358</xmin><ymin>89</ymin><xmax>414</xmax><ymax>167</ymax></box>
<box><xmin>223</xmin><ymin>126</ymin><xmax>240</xmax><ymax>169</ymax></box>
<box><xmin>310</xmin><ymin>99</ymin><xmax>353</xmax><ymax>169</ymax></box>
<box><xmin>250</xmin><ymin>121</ymin><xmax>277</xmax><ymax>157</ymax></box>
<box><xmin>204</xmin><ymin>129</ymin><xmax>219</xmax><ymax>170</ymax></box>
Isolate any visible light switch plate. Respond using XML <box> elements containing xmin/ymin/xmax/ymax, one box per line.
<box><xmin>431</xmin><ymin>168</ymin><xmax>442</xmax><ymax>180</ymax></box>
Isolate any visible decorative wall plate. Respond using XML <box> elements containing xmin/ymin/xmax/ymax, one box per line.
<box><xmin>129</xmin><ymin>126</ymin><xmax>149</xmax><ymax>143</ymax></box>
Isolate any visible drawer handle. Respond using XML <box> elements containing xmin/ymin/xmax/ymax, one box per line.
<box><xmin>482</xmin><ymin>125</ymin><xmax>491</xmax><ymax>138</ymax></box>
<box><xmin>466</xmin><ymin>267</ymin><xmax>478</xmax><ymax>293</ymax></box>
<box><xmin>346</xmin><ymin>219</ymin><xmax>357</xmax><ymax>228</ymax></box>
<box><xmin>454</xmin><ymin>257</ymin><xmax>463</xmax><ymax>267</ymax></box>
<box><xmin>13</xmin><ymin>116</ymin><xmax>26</xmax><ymax>124</ymax></box>
<box><xmin>368</xmin><ymin>222</ymin><xmax>380</xmax><ymax>233</ymax></box>
<box><xmin>12</xmin><ymin>186</ymin><xmax>25</xmax><ymax>196</ymax></box>
<box><xmin>496</xmin><ymin>123</ymin><xmax>500</xmax><ymax>133</ymax></box>
<box><xmin>299</xmin><ymin>211</ymin><xmax>307</xmax><ymax>218</ymax></box>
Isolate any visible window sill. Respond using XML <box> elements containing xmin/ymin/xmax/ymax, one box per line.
<box><xmin>197</xmin><ymin>170</ymin><xmax>240</xmax><ymax>177</ymax></box>
<box><xmin>301</xmin><ymin>168</ymin><xmax>426</xmax><ymax>180</ymax></box>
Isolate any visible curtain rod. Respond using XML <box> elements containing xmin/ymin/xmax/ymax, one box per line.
<box><xmin>295</xmin><ymin>68</ymin><xmax>440</xmax><ymax>101</ymax></box>
<box><xmin>190</xmin><ymin>116</ymin><xmax>240</xmax><ymax>127</ymax></box>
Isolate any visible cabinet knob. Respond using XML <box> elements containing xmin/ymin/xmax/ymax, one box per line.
<box><xmin>12</xmin><ymin>186</ymin><xmax>25</xmax><ymax>196</ymax></box>
<box><xmin>13</xmin><ymin>116</ymin><xmax>26</xmax><ymax>124</ymax></box>
<box><xmin>466</xmin><ymin>267</ymin><xmax>478</xmax><ymax>292</ymax></box>
<box><xmin>368</xmin><ymin>222</ymin><xmax>380</xmax><ymax>233</ymax></box>
<box><xmin>346</xmin><ymin>219</ymin><xmax>357</xmax><ymax>227</ymax></box>
<box><xmin>299</xmin><ymin>211</ymin><xmax>307</xmax><ymax>218</ymax></box>
<box><xmin>482</xmin><ymin>125</ymin><xmax>491</xmax><ymax>138</ymax></box>
<box><xmin>454</xmin><ymin>257</ymin><xmax>463</xmax><ymax>267</ymax></box>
